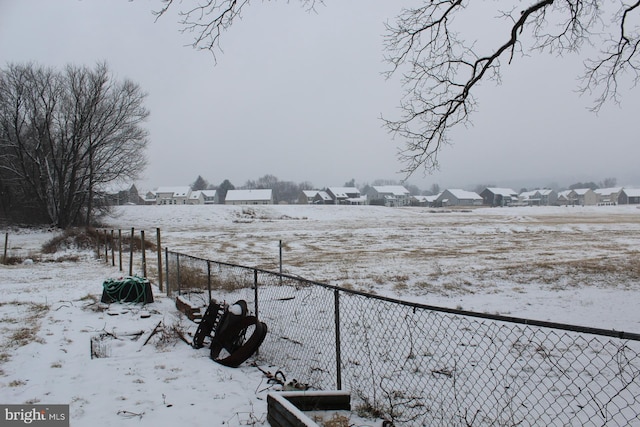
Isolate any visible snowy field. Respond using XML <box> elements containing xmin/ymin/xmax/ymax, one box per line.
<box><xmin>1</xmin><ymin>204</ymin><xmax>640</xmax><ymax>426</ymax></box>
<box><xmin>105</xmin><ymin>204</ymin><xmax>640</xmax><ymax>331</ymax></box>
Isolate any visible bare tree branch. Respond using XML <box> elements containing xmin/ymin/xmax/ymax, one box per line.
<box><xmin>153</xmin><ymin>0</ymin><xmax>323</xmax><ymax>61</ymax></box>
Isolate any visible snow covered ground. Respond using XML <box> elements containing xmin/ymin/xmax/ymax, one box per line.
<box><xmin>106</xmin><ymin>204</ymin><xmax>640</xmax><ymax>331</ymax></box>
<box><xmin>1</xmin><ymin>204</ymin><xmax>639</xmax><ymax>426</ymax></box>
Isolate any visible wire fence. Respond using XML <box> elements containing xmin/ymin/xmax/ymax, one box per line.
<box><xmin>165</xmin><ymin>250</ymin><xmax>640</xmax><ymax>426</ymax></box>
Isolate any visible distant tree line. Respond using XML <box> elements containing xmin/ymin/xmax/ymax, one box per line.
<box><xmin>0</xmin><ymin>62</ymin><xmax>149</xmax><ymax>227</ymax></box>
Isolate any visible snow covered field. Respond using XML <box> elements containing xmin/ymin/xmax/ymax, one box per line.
<box><xmin>1</xmin><ymin>204</ymin><xmax>639</xmax><ymax>426</ymax></box>
<box><xmin>107</xmin><ymin>204</ymin><xmax>640</xmax><ymax>331</ymax></box>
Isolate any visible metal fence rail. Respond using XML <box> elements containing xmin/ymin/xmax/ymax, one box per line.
<box><xmin>165</xmin><ymin>250</ymin><xmax>640</xmax><ymax>426</ymax></box>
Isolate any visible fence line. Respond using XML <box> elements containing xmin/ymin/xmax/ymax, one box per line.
<box><xmin>96</xmin><ymin>228</ymin><xmax>163</xmax><ymax>283</ymax></box>
<box><xmin>165</xmin><ymin>250</ymin><xmax>640</xmax><ymax>426</ymax></box>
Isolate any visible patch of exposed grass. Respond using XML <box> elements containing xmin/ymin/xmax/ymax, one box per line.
<box><xmin>10</xmin><ymin>327</ymin><xmax>39</xmax><ymax>346</ymax></box>
<box><xmin>79</xmin><ymin>294</ymin><xmax>99</xmax><ymax>303</ymax></box>
<box><xmin>42</xmin><ymin>228</ymin><xmax>100</xmax><ymax>253</ymax></box>
<box><xmin>2</xmin><ymin>256</ymin><xmax>27</xmax><ymax>265</ymax></box>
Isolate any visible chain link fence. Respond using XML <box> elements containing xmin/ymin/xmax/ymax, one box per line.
<box><xmin>165</xmin><ymin>250</ymin><xmax>640</xmax><ymax>426</ymax></box>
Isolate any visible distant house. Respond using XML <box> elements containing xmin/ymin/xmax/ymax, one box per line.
<box><xmin>480</xmin><ymin>187</ymin><xmax>518</xmax><ymax>207</ymax></box>
<box><xmin>108</xmin><ymin>184</ymin><xmax>144</xmax><ymax>205</ymax></box>
<box><xmin>188</xmin><ymin>190</ymin><xmax>202</xmax><ymax>205</ymax></box>
<box><xmin>594</xmin><ymin>187</ymin><xmax>624</xmax><ymax>205</ymax></box>
<box><xmin>313</xmin><ymin>191</ymin><xmax>333</xmax><ymax>204</ymax></box>
<box><xmin>411</xmin><ymin>195</ymin><xmax>428</xmax><ymax>207</ymax></box>
<box><xmin>620</xmin><ymin>188</ymin><xmax>640</xmax><ymax>204</ymax></box>
<box><xmin>299</xmin><ymin>190</ymin><xmax>333</xmax><ymax>205</ymax></box>
<box><xmin>538</xmin><ymin>189</ymin><xmax>558</xmax><ymax>206</ymax></box>
<box><xmin>200</xmin><ymin>190</ymin><xmax>218</xmax><ymax>205</ymax></box>
<box><xmin>557</xmin><ymin>190</ymin><xmax>572</xmax><ymax>206</ymax></box>
<box><xmin>367</xmin><ymin>185</ymin><xmax>411</xmax><ymax>207</ymax></box>
<box><xmin>518</xmin><ymin>189</ymin><xmax>558</xmax><ymax>206</ymax></box>
<box><xmin>155</xmin><ymin>186</ymin><xmax>191</xmax><ymax>205</ymax></box>
<box><xmin>326</xmin><ymin>187</ymin><xmax>366</xmax><ymax>205</ymax></box>
<box><xmin>436</xmin><ymin>189</ymin><xmax>483</xmax><ymax>207</ymax></box>
<box><xmin>558</xmin><ymin>188</ymin><xmax>598</xmax><ymax>206</ymax></box>
<box><xmin>142</xmin><ymin>190</ymin><xmax>157</xmax><ymax>205</ymax></box>
<box><xmin>569</xmin><ymin>188</ymin><xmax>598</xmax><ymax>206</ymax></box>
<box><xmin>411</xmin><ymin>194</ymin><xmax>440</xmax><ymax>207</ymax></box>
<box><xmin>299</xmin><ymin>190</ymin><xmax>318</xmax><ymax>204</ymax></box>
<box><xmin>225</xmin><ymin>189</ymin><xmax>273</xmax><ymax>205</ymax></box>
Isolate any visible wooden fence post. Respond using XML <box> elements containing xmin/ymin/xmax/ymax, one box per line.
<box><xmin>103</xmin><ymin>230</ymin><xmax>108</xmax><ymax>263</ymax></box>
<box><xmin>118</xmin><ymin>229</ymin><xmax>123</xmax><ymax>271</ymax></box>
<box><xmin>96</xmin><ymin>230</ymin><xmax>100</xmax><ymax>260</ymax></box>
<box><xmin>129</xmin><ymin>227</ymin><xmax>134</xmax><ymax>276</ymax></box>
<box><xmin>141</xmin><ymin>230</ymin><xmax>147</xmax><ymax>278</ymax></box>
<box><xmin>110</xmin><ymin>230</ymin><xmax>115</xmax><ymax>266</ymax></box>
<box><xmin>3</xmin><ymin>233</ymin><xmax>8</xmax><ymax>264</ymax></box>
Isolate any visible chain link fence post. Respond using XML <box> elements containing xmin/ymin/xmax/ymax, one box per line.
<box><xmin>207</xmin><ymin>260</ymin><xmax>212</xmax><ymax>304</ymax></box>
<box><xmin>334</xmin><ymin>288</ymin><xmax>342</xmax><ymax>390</ymax></box>
<box><xmin>254</xmin><ymin>269</ymin><xmax>259</xmax><ymax>321</ymax></box>
<box><xmin>176</xmin><ymin>253</ymin><xmax>181</xmax><ymax>296</ymax></box>
<box><xmin>164</xmin><ymin>247</ymin><xmax>170</xmax><ymax>296</ymax></box>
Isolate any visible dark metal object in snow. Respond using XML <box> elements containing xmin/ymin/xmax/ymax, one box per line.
<box><xmin>192</xmin><ymin>299</ymin><xmax>267</xmax><ymax>368</ymax></box>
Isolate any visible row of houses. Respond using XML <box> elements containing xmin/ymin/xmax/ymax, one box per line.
<box><xmin>147</xmin><ymin>187</ymin><xmax>275</xmax><ymax>205</ymax></box>
<box><xmin>480</xmin><ymin>187</ymin><xmax>640</xmax><ymax>207</ymax></box>
<box><xmin>144</xmin><ymin>185</ymin><xmax>407</xmax><ymax>206</ymax></box>
<box><xmin>117</xmin><ymin>185</ymin><xmax>640</xmax><ymax>207</ymax></box>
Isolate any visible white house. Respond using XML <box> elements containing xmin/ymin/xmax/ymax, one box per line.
<box><xmin>188</xmin><ymin>190</ymin><xmax>202</xmax><ymax>205</ymax></box>
<box><xmin>199</xmin><ymin>190</ymin><xmax>218</xmax><ymax>205</ymax></box>
<box><xmin>369</xmin><ymin>185</ymin><xmax>411</xmax><ymax>207</ymax></box>
<box><xmin>155</xmin><ymin>186</ymin><xmax>191</xmax><ymax>205</ymax></box>
<box><xmin>519</xmin><ymin>189</ymin><xmax>558</xmax><ymax>206</ymax></box>
<box><xmin>570</xmin><ymin>188</ymin><xmax>598</xmax><ymax>206</ymax></box>
<box><xmin>225</xmin><ymin>189</ymin><xmax>273</xmax><ymax>205</ymax></box>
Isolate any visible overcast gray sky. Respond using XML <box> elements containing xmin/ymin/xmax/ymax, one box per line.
<box><xmin>1</xmin><ymin>0</ymin><xmax>638</xmax><ymax>192</ymax></box>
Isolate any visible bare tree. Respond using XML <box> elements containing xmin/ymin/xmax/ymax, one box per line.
<box><xmin>0</xmin><ymin>62</ymin><xmax>149</xmax><ymax>227</ymax></box>
<box><xmin>155</xmin><ymin>1</ymin><xmax>640</xmax><ymax>177</ymax></box>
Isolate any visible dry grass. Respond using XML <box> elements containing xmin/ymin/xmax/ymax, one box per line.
<box><xmin>314</xmin><ymin>413</ymin><xmax>350</xmax><ymax>427</ymax></box>
<box><xmin>0</xmin><ymin>301</ymin><xmax>50</xmax><ymax>365</ymax></box>
<box><xmin>168</xmin><ymin>263</ymin><xmax>251</xmax><ymax>293</ymax></box>
<box><xmin>159</xmin><ymin>207</ymin><xmax>640</xmax><ymax>301</ymax></box>
<box><xmin>42</xmin><ymin>227</ymin><xmax>156</xmax><ymax>255</ymax></box>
